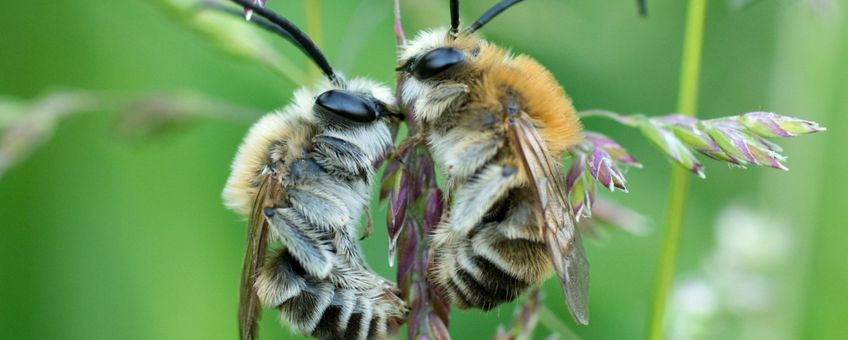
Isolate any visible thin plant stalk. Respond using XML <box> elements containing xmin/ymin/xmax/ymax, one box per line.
<box><xmin>647</xmin><ymin>0</ymin><xmax>707</xmax><ymax>339</ymax></box>
<box><xmin>393</xmin><ymin>0</ymin><xmax>406</xmax><ymax>45</ymax></box>
<box><xmin>538</xmin><ymin>305</ymin><xmax>582</xmax><ymax>340</ymax></box>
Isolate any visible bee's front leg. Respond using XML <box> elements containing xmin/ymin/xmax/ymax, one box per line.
<box><xmin>431</xmin><ymin>163</ymin><xmax>520</xmax><ymax>247</ymax></box>
<box><xmin>277</xmin><ymin>280</ymin><xmax>335</xmax><ymax>335</ymax></box>
<box><xmin>264</xmin><ymin>207</ymin><xmax>335</xmax><ymax>279</ymax></box>
<box><xmin>255</xmin><ymin>249</ymin><xmax>308</xmax><ymax>308</ymax></box>
<box><xmin>413</xmin><ymin>82</ymin><xmax>469</xmax><ymax>122</ymax></box>
<box><xmin>286</xmin><ymin>158</ymin><xmax>355</xmax><ymax>231</ymax></box>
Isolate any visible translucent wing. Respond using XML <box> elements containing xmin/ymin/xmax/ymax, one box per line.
<box><xmin>505</xmin><ymin>109</ymin><xmax>590</xmax><ymax>325</ymax></box>
<box><xmin>239</xmin><ymin>174</ymin><xmax>276</xmax><ymax>340</ymax></box>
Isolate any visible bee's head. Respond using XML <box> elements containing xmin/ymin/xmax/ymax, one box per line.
<box><xmin>220</xmin><ymin>1</ymin><xmax>401</xmax><ymax>128</ymax></box>
<box><xmin>397</xmin><ymin>28</ymin><xmax>482</xmax><ymax>82</ymax></box>
<box><xmin>397</xmin><ymin>0</ymin><xmax>523</xmax><ymax>83</ymax></box>
<box><xmin>312</xmin><ymin>78</ymin><xmax>401</xmax><ymax>129</ymax></box>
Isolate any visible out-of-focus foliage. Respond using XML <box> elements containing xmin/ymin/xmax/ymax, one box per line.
<box><xmin>668</xmin><ymin>204</ymin><xmax>796</xmax><ymax>340</ymax></box>
<box><xmin>0</xmin><ymin>92</ymin><xmax>97</xmax><ymax>179</ymax></box>
<box><xmin>154</xmin><ymin>0</ymin><xmax>306</xmax><ymax>84</ymax></box>
<box><xmin>114</xmin><ymin>91</ymin><xmax>262</xmax><ymax>139</ymax></box>
<box><xmin>0</xmin><ymin>1</ymin><xmax>845</xmax><ymax>340</ymax></box>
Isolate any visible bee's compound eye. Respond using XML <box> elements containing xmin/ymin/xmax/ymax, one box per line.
<box><xmin>315</xmin><ymin>90</ymin><xmax>378</xmax><ymax>123</ymax></box>
<box><xmin>411</xmin><ymin>47</ymin><xmax>465</xmax><ymax>79</ymax></box>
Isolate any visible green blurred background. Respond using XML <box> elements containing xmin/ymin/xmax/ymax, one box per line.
<box><xmin>0</xmin><ymin>0</ymin><xmax>845</xmax><ymax>339</ymax></box>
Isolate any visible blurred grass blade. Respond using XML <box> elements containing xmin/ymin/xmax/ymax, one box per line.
<box><xmin>576</xmin><ymin>197</ymin><xmax>649</xmax><ymax>237</ymax></box>
<box><xmin>115</xmin><ymin>91</ymin><xmax>264</xmax><ymax>139</ymax></box>
<box><xmin>493</xmin><ymin>288</ymin><xmax>541</xmax><ymax>340</ymax></box>
<box><xmin>537</xmin><ymin>305</ymin><xmax>582</xmax><ymax>340</ymax></box>
<box><xmin>152</xmin><ymin>0</ymin><xmax>306</xmax><ymax>84</ymax></box>
<box><xmin>728</xmin><ymin>0</ymin><xmax>764</xmax><ymax>11</ymax></box>
<box><xmin>0</xmin><ymin>92</ymin><xmax>98</xmax><ymax>179</ymax></box>
<box><xmin>333</xmin><ymin>0</ymin><xmax>388</xmax><ymax>71</ymax></box>
<box><xmin>649</xmin><ymin>0</ymin><xmax>707</xmax><ymax>338</ymax></box>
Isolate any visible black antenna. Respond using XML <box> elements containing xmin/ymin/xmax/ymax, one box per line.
<box><xmin>467</xmin><ymin>0</ymin><xmax>524</xmax><ymax>33</ymax></box>
<box><xmin>198</xmin><ymin>2</ymin><xmax>302</xmax><ymax>51</ymax></box>
<box><xmin>227</xmin><ymin>0</ymin><xmax>339</xmax><ymax>84</ymax></box>
<box><xmin>450</xmin><ymin>0</ymin><xmax>460</xmax><ymax>35</ymax></box>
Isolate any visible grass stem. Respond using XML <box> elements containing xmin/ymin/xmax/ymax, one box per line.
<box><xmin>538</xmin><ymin>306</ymin><xmax>581</xmax><ymax>340</ymax></box>
<box><xmin>647</xmin><ymin>0</ymin><xmax>707</xmax><ymax>339</ymax></box>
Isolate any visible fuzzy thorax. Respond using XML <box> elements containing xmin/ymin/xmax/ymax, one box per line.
<box><xmin>222</xmin><ymin>78</ymin><xmax>395</xmax><ymax>216</ymax></box>
<box><xmin>399</xmin><ymin>27</ymin><xmax>583</xmax><ymax>155</ymax></box>
<box><xmin>222</xmin><ymin>88</ymin><xmax>317</xmax><ymax>216</ymax></box>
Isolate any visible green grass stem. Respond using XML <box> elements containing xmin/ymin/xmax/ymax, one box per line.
<box><xmin>647</xmin><ymin>0</ymin><xmax>707</xmax><ymax>339</ymax></box>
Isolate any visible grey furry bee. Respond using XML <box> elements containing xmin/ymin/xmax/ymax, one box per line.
<box><xmin>396</xmin><ymin>0</ymin><xmax>590</xmax><ymax>324</ymax></box>
<box><xmin>220</xmin><ymin>1</ymin><xmax>406</xmax><ymax>339</ymax></box>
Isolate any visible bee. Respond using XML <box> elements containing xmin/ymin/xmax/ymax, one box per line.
<box><xmin>396</xmin><ymin>0</ymin><xmax>590</xmax><ymax>324</ymax></box>
<box><xmin>220</xmin><ymin>1</ymin><xmax>406</xmax><ymax>339</ymax></box>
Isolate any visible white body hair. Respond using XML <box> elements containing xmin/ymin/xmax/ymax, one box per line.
<box><xmin>223</xmin><ymin>78</ymin><xmax>405</xmax><ymax>339</ymax></box>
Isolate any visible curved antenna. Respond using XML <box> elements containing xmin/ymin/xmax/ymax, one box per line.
<box><xmin>198</xmin><ymin>2</ymin><xmax>301</xmax><ymax>50</ymax></box>
<box><xmin>227</xmin><ymin>0</ymin><xmax>339</xmax><ymax>84</ymax></box>
<box><xmin>450</xmin><ymin>0</ymin><xmax>460</xmax><ymax>35</ymax></box>
<box><xmin>199</xmin><ymin>3</ymin><xmax>324</xmax><ymax>71</ymax></box>
<box><xmin>466</xmin><ymin>0</ymin><xmax>524</xmax><ymax>33</ymax></box>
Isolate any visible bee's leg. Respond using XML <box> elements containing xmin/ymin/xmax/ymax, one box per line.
<box><xmin>413</xmin><ymin>82</ymin><xmax>469</xmax><ymax>122</ymax></box>
<box><xmin>368</xmin><ymin>282</ymin><xmax>409</xmax><ymax>339</ymax></box>
<box><xmin>429</xmin><ymin>128</ymin><xmax>501</xmax><ymax>179</ymax></box>
<box><xmin>307</xmin><ymin>136</ymin><xmax>374</xmax><ymax>234</ymax></box>
<box><xmin>311</xmin><ymin>135</ymin><xmax>372</xmax><ymax>181</ymax></box>
<box><xmin>315</xmin><ymin>279</ymin><xmax>405</xmax><ymax>340</ymax></box>
<box><xmin>310</xmin><ymin>135</ymin><xmax>392</xmax><ymax>267</ymax></box>
<box><xmin>256</xmin><ymin>249</ymin><xmax>307</xmax><ymax>307</ymax></box>
<box><xmin>312</xmin><ymin>122</ymin><xmax>392</xmax><ymax>178</ymax></box>
<box><xmin>278</xmin><ymin>280</ymin><xmax>335</xmax><ymax>335</ymax></box>
<box><xmin>492</xmin><ymin>199</ymin><xmax>545</xmax><ymax>242</ymax></box>
<box><xmin>258</xmin><ymin>249</ymin><xmax>336</xmax><ymax>335</ymax></box>
<box><xmin>431</xmin><ymin>163</ymin><xmax>519</xmax><ymax>246</ymax></box>
<box><xmin>311</xmin><ymin>289</ymin><xmax>356</xmax><ymax>340</ymax></box>
<box><xmin>286</xmin><ymin>158</ymin><xmax>355</xmax><ymax>231</ymax></box>
<box><xmin>329</xmin><ymin>229</ymin><xmax>367</xmax><ymax>270</ymax></box>
<box><xmin>344</xmin><ymin>296</ymin><xmax>375</xmax><ymax>340</ymax></box>
<box><xmin>264</xmin><ymin>207</ymin><xmax>335</xmax><ymax>278</ymax></box>
<box><xmin>288</xmin><ymin>187</ymin><xmax>368</xmax><ymax>270</ymax></box>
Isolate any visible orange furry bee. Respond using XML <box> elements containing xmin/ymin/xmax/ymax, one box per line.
<box><xmin>396</xmin><ymin>0</ymin><xmax>589</xmax><ymax>324</ymax></box>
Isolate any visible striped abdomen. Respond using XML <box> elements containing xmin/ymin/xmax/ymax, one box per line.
<box><xmin>258</xmin><ymin>249</ymin><xmax>405</xmax><ymax>340</ymax></box>
<box><xmin>254</xmin><ymin>121</ymin><xmax>405</xmax><ymax>339</ymax></box>
<box><xmin>430</xmin><ymin>188</ymin><xmax>552</xmax><ymax>310</ymax></box>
